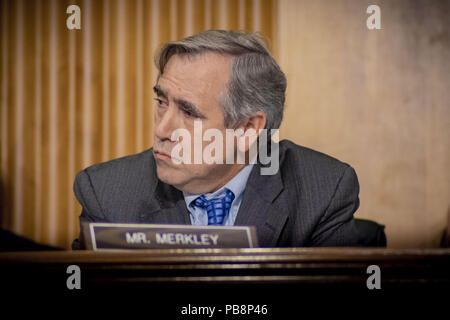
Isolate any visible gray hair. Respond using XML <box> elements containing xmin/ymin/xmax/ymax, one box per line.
<box><xmin>155</xmin><ymin>30</ymin><xmax>287</xmax><ymax>130</ymax></box>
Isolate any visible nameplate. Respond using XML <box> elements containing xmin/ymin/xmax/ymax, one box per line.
<box><xmin>82</xmin><ymin>222</ymin><xmax>258</xmax><ymax>250</ymax></box>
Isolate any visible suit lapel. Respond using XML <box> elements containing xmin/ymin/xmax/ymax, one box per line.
<box><xmin>234</xmin><ymin>163</ymin><xmax>288</xmax><ymax>247</ymax></box>
<box><xmin>140</xmin><ymin>178</ymin><xmax>191</xmax><ymax>225</ymax></box>
<box><xmin>140</xmin><ymin>148</ymin><xmax>289</xmax><ymax>245</ymax></box>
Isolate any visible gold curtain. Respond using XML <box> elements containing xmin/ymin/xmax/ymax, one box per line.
<box><xmin>0</xmin><ymin>0</ymin><xmax>277</xmax><ymax>248</ymax></box>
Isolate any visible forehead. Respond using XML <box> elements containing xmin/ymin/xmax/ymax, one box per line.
<box><xmin>158</xmin><ymin>52</ymin><xmax>233</xmax><ymax>104</ymax></box>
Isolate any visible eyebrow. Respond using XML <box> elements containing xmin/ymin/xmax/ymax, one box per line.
<box><xmin>153</xmin><ymin>85</ymin><xmax>168</xmax><ymax>99</ymax></box>
<box><xmin>153</xmin><ymin>84</ymin><xmax>206</xmax><ymax>119</ymax></box>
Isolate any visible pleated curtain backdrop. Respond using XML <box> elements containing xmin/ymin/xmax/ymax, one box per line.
<box><xmin>0</xmin><ymin>0</ymin><xmax>278</xmax><ymax>248</ymax></box>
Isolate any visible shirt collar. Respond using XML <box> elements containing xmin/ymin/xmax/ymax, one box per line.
<box><xmin>183</xmin><ymin>163</ymin><xmax>254</xmax><ymax>208</ymax></box>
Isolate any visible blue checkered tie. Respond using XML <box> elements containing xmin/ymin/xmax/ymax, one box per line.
<box><xmin>191</xmin><ymin>189</ymin><xmax>235</xmax><ymax>225</ymax></box>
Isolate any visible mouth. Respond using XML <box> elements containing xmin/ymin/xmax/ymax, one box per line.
<box><xmin>153</xmin><ymin>149</ymin><xmax>172</xmax><ymax>161</ymax></box>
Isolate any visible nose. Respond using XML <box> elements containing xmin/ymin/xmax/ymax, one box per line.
<box><xmin>154</xmin><ymin>104</ymin><xmax>179</xmax><ymax>142</ymax></box>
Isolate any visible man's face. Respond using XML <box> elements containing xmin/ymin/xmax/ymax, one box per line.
<box><xmin>153</xmin><ymin>52</ymin><xmax>242</xmax><ymax>194</ymax></box>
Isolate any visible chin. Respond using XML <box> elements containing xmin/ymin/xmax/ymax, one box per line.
<box><xmin>156</xmin><ymin>165</ymin><xmax>187</xmax><ymax>188</ymax></box>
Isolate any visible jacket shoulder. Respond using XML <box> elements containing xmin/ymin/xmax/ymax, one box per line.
<box><xmin>278</xmin><ymin>139</ymin><xmax>358</xmax><ymax>209</ymax></box>
<box><xmin>279</xmin><ymin>139</ymin><xmax>352</xmax><ymax>176</ymax></box>
<box><xmin>76</xmin><ymin>148</ymin><xmax>157</xmax><ymax>193</ymax></box>
<box><xmin>73</xmin><ymin>148</ymin><xmax>157</xmax><ymax>221</ymax></box>
<box><xmin>82</xmin><ymin>148</ymin><xmax>155</xmax><ymax>178</ymax></box>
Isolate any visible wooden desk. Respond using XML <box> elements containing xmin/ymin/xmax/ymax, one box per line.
<box><xmin>1</xmin><ymin>247</ymin><xmax>449</xmax><ymax>289</ymax></box>
<box><xmin>1</xmin><ymin>247</ymin><xmax>448</xmax><ymax>315</ymax></box>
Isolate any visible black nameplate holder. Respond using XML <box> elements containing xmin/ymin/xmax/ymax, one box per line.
<box><xmin>82</xmin><ymin>222</ymin><xmax>258</xmax><ymax>250</ymax></box>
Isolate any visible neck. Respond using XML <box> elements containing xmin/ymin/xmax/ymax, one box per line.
<box><xmin>207</xmin><ymin>163</ymin><xmax>246</xmax><ymax>193</ymax></box>
<box><xmin>181</xmin><ymin>163</ymin><xmax>247</xmax><ymax>195</ymax></box>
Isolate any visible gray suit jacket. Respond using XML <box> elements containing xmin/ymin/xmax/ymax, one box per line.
<box><xmin>72</xmin><ymin>140</ymin><xmax>362</xmax><ymax>249</ymax></box>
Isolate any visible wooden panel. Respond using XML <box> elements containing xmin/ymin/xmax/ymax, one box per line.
<box><xmin>1</xmin><ymin>248</ymin><xmax>449</xmax><ymax>291</ymax></box>
<box><xmin>0</xmin><ymin>0</ymin><xmax>276</xmax><ymax>249</ymax></box>
<box><xmin>278</xmin><ymin>0</ymin><xmax>450</xmax><ymax>248</ymax></box>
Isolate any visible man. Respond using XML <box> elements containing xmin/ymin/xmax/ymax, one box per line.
<box><xmin>72</xmin><ymin>30</ymin><xmax>365</xmax><ymax>249</ymax></box>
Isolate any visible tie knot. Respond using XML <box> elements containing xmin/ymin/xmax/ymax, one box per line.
<box><xmin>191</xmin><ymin>189</ymin><xmax>235</xmax><ymax>225</ymax></box>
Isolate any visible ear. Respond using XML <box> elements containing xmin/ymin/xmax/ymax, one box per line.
<box><xmin>237</xmin><ymin>111</ymin><xmax>267</xmax><ymax>153</ymax></box>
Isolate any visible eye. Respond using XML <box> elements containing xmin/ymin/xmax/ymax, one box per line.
<box><xmin>154</xmin><ymin>98</ymin><xmax>166</xmax><ymax>107</ymax></box>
